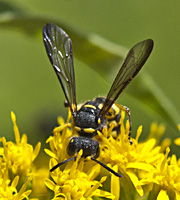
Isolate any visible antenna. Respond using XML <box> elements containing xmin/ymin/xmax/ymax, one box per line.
<box><xmin>50</xmin><ymin>156</ymin><xmax>122</xmax><ymax>178</ymax></box>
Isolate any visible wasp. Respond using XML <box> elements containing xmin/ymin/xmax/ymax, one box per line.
<box><xmin>43</xmin><ymin>23</ymin><xmax>154</xmax><ymax>177</ymax></box>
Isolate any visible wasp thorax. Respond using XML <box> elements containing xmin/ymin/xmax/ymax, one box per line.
<box><xmin>74</xmin><ymin>101</ymin><xmax>107</xmax><ymax>137</ymax></box>
<box><xmin>67</xmin><ymin>137</ymin><xmax>100</xmax><ymax>158</ymax></box>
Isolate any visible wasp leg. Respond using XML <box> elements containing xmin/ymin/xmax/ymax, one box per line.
<box><xmin>115</xmin><ymin>104</ymin><xmax>132</xmax><ymax>144</ymax></box>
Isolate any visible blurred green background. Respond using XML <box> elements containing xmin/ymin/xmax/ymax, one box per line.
<box><xmin>0</xmin><ymin>0</ymin><xmax>180</xmax><ymax>153</ymax></box>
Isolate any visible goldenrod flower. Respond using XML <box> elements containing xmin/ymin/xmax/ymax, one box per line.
<box><xmin>0</xmin><ymin>168</ymin><xmax>34</xmax><ymax>200</ymax></box>
<box><xmin>46</xmin><ymin>109</ymin><xmax>180</xmax><ymax>200</ymax></box>
<box><xmin>45</xmin><ymin>114</ymin><xmax>72</xmax><ymax>166</ymax></box>
<box><xmin>2</xmin><ymin>110</ymin><xmax>180</xmax><ymax>199</ymax></box>
<box><xmin>45</xmin><ymin>150</ymin><xmax>114</xmax><ymax>199</ymax></box>
<box><xmin>0</xmin><ymin>112</ymin><xmax>41</xmax><ymax>200</ymax></box>
<box><xmin>45</xmin><ymin>113</ymin><xmax>115</xmax><ymax>199</ymax></box>
<box><xmin>0</xmin><ymin>112</ymin><xmax>41</xmax><ymax>180</ymax></box>
<box><xmin>140</xmin><ymin>147</ymin><xmax>180</xmax><ymax>199</ymax></box>
<box><xmin>96</xmin><ymin>112</ymin><xmax>165</xmax><ymax>197</ymax></box>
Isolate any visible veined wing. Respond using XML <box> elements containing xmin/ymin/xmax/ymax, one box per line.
<box><xmin>99</xmin><ymin>39</ymin><xmax>154</xmax><ymax>117</ymax></box>
<box><xmin>43</xmin><ymin>23</ymin><xmax>77</xmax><ymax>115</ymax></box>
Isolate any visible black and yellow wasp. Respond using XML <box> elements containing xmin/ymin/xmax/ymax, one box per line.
<box><xmin>43</xmin><ymin>23</ymin><xmax>154</xmax><ymax>177</ymax></box>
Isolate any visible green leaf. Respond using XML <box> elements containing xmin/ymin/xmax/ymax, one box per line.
<box><xmin>0</xmin><ymin>18</ymin><xmax>125</xmax><ymax>79</ymax></box>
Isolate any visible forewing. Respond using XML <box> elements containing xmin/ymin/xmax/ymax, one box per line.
<box><xmin>43</xmin><ymin>23</ymin><xmax>77</xmax><ymax>114</ymax></box>
<box><xmin>100</xmin><ymin>39</ymin><xmax>154</xmax><ymax>117</ymax></box>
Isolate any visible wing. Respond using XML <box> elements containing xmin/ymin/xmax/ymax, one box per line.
<box><xmin>43</xmin><ymin>23</ymin><xmax>77</xmax><ymax>115</ymax></box>
<box><xmin>99</xmin><ymin>39</ymin><xmax>154</xmax><ymax>117</ymax></box>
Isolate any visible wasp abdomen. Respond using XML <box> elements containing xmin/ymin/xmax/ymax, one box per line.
<box><xmin>67</xmin><ymin>137</ymin><xmax>100</xmax><ymax>158</ymax></box>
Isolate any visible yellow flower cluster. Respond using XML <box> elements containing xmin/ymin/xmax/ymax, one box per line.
<box><xmin>1</xmin><ymin>111</ymin><xmax>180</xmax><ymax>200</ymax></box>
<box><xmin>45</xmin><ymin>112</ymin><xmax>115</xmax><ymax>199</ymax></box>
<box><xmin>45</xmin><ymin>150</ymin><xmax>114</xmax><ymax>199</ymax></box>
<box><xmin>0</xmin><ymin>112</ymin><xmax>40</xmax><ymax>200</ymax></box>
<box><xmin>46</xmin><ymin>111</ymin><xmax>180</xmax><ymax>200</ymax></box>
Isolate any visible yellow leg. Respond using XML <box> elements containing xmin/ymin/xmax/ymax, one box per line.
<box><xmin>115</xmin><ymin>103</ymin><xmax>132</xmax><ymax>144</ymax></box>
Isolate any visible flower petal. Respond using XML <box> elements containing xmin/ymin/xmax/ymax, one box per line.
<box><xmin>157</xmin><ymin>190</ymin><xmax>169</xmax><ymax>200</ymax></box>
